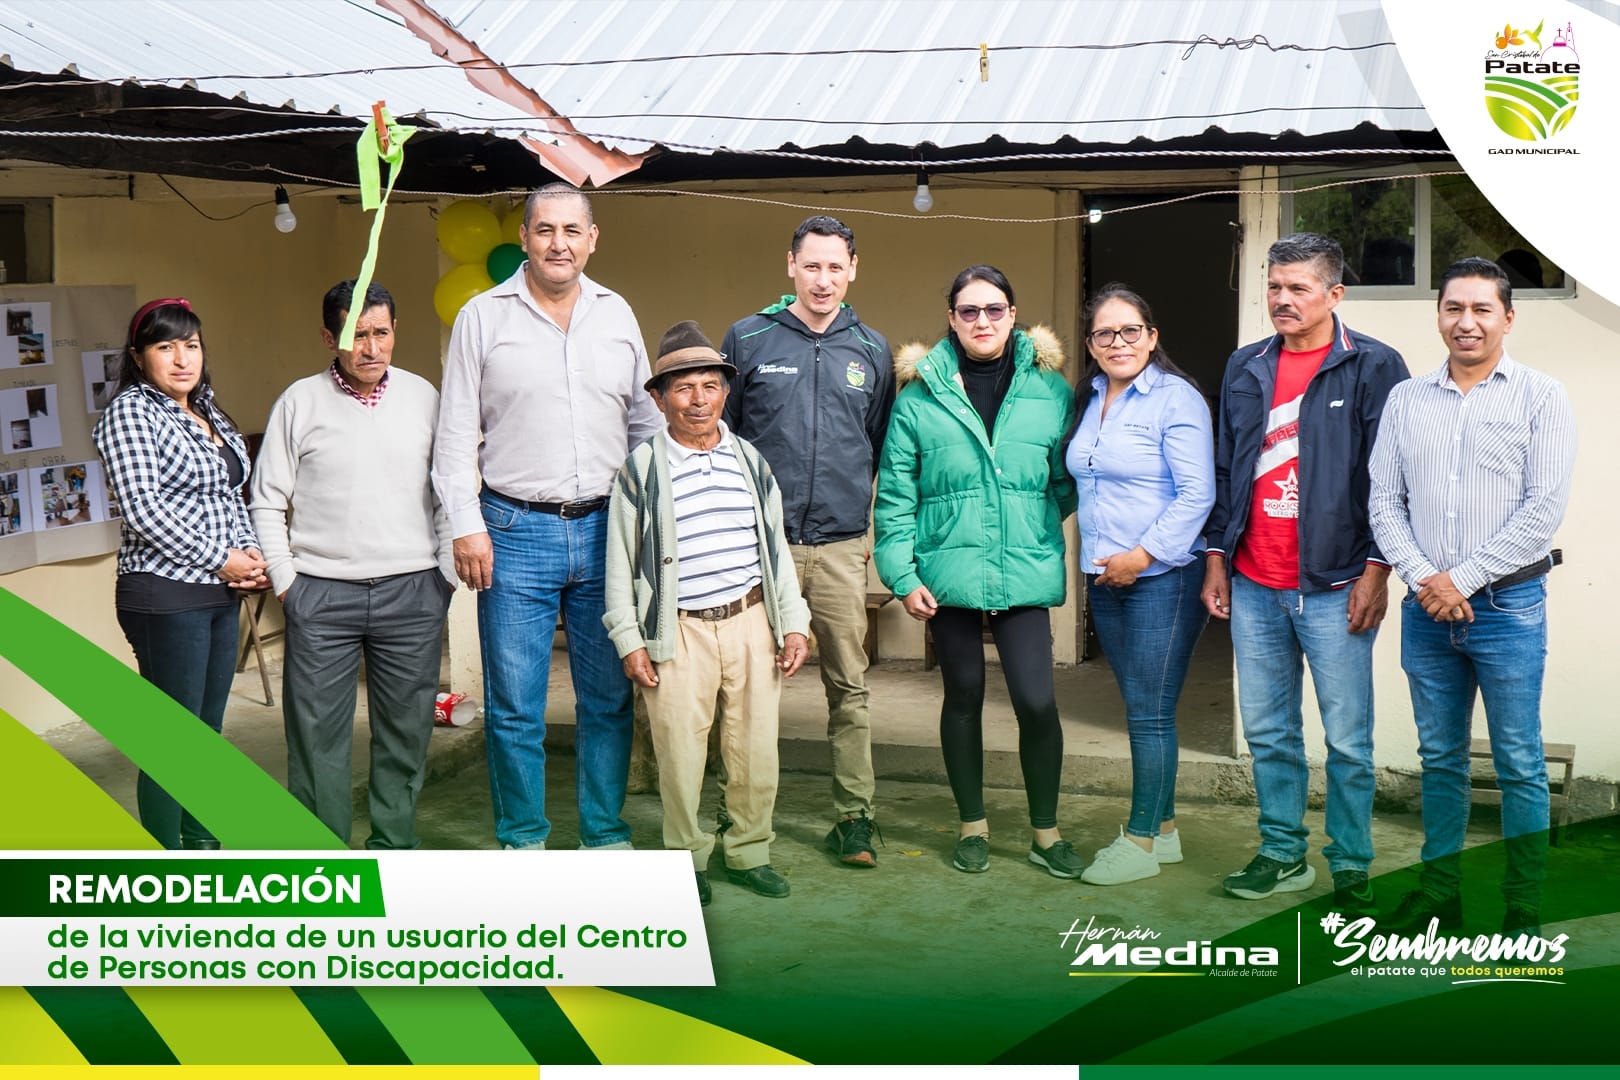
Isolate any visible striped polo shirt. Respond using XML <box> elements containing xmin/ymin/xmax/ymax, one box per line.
<box><xmin>667</xmin><ymin>422</ymin><xmax>762</xmax><ymax>608</ymax></box>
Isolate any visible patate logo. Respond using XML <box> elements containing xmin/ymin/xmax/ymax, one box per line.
<box><xmin>1484</xmin><ymin>19</ymin><xmax>1580</xmax><ymax>143</ymax></box>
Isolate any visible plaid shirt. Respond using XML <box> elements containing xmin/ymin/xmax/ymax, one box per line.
<box><xmin>92</xmin><ymin>382</ymin><xmax>258</xmax><ymax>582</ymax></box>
<box><xmin>330</xmin><ymin>359</ymin><xmax>389</xmax><ymax>406</ymax></box>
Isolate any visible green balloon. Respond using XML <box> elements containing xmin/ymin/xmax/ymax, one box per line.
<box><xmin>486</xmin><ymin>243</ymin><xmax>525</xmax><ymax>283</ymax></box>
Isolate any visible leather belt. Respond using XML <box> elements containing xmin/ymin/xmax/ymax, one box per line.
<box><xmin>1476</xmin><ymin>549</ymin><xmax>1562</xmax><ymax>596</ymax></box>
<box><xmin>680</xmin><ymin>584</ymin><xmax>764</xmax><ymax>622</ymax></box>
<box><xmin>484</xmin><ymin>486</ymin><xmax>608</xmax><ymax>519</ymax></box>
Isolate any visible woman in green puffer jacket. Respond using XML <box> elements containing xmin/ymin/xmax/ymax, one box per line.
<box><xmin>874</xmin><ymin>265</ymin><xmax>1082</xmax><ymax>880</ymax></box>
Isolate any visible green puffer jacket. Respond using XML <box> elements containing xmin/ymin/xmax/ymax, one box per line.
<box><xmin>874</xmin><ymin>325</ymin><xmax>1077</xmax><ymax>610</ymax></box>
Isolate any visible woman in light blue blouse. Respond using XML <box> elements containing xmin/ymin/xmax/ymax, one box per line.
<box><xmin>1064</xmin><ymin>284</ymin><xmax>1214</xmax><ymax>886</ymax></box>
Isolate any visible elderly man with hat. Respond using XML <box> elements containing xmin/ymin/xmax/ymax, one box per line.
<box><xmin>604</xmin><ymin>321</ymin><xmax>811</xmax><ymax>905</ymax></box>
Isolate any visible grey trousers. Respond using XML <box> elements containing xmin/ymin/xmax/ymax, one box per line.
<box><xmin>282</xmin><ymin>569</ymin><xmax>452</xmax><ymax>849</ymax></box>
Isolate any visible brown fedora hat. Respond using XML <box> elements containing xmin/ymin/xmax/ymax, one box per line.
<box><xmin>645</xmin><ymin>320</ymin><xmax>737</xmax><ymax>392</ymax></box>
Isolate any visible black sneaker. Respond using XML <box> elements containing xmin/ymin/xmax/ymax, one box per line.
<box><xmin>1500</xmin><ymin>904</ymin><xmax>1541</xmax><ymax>941</ymax></box>
<box><xmin>694</xmin><ymin>871</ymin><xmax>712</xmax><ymax>907</ymax></box>
<box><xmin>1331</xmin><ymin>869</ymin><xmax>1377</xmax><ymax>918</ymax></box>
<box><xmin>1383</xmin><ymin>889</ymin><xmax>1463</xmax><ymax>933</ymax></box>
<box><xmin>1029</xmin><ymin>839</ymin><xmax>1086</xmax><ymax>880</ymax></box>
<box><xmin>825</xmin><ymin>814</ymin><xmax>882</xmax><ymax>868</ymax></box>
<box><xmin>953</xmin><ymin>833</ymin><xmax>990</xmax><ymax>873</ymax></box>
<box><xmin>726</xmin><ymin>864</ymin><xmax>791</xmax><ymax>898</ymax></box>
<box><xmin>1223</xmin><ymin>853</ymin><xmax>1316</xmax><ymax>899</ymax></box>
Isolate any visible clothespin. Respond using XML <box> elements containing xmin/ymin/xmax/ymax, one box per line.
<box><xmin>372</xmin><ymin>101</ymin><xmax>390</xmax><ymax>155</ymax></box>
<box><xmin>979</xmin><ymin>43</ymin><xmax>989</xmax><ymax>82</ymax></box>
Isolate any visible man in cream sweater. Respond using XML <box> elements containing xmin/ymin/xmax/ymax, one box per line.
<box><xmin>252</xmin><ymin>280</ymin><xmax>456</xmax><ymax>849</ymax></box>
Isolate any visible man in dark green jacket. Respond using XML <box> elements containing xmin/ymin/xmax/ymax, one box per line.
<box><xmin>722</xmin><ymin>216</ymin><xmax>894</xmax><ymax>869</ymax></box>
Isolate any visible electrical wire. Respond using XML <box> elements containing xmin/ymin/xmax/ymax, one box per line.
<box><xmin>421</xmin><ymin>103</ymin><xmax>1431</xmax><ymax>128</ymax></box>
<box><xmin>251</xmin><ymin>167</ymin><xmax>1470</xmax><ymax>226</ymax></box>
<box><xmin>0</xmin><ymin>122</ymin><xmax>1449</xmax><ymax>169</ymax></box>
<box><xmin>156</xmin><ymin>175</ymin><xmax>270</xmax><ymax>221</ymax></box>
<box><xmin>0</xmin><ymin>35</ymin><xmax>1396</xmax><ymax>89</ymax></box>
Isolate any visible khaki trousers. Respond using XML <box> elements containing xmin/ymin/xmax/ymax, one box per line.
<box><xmin>791</xmin><ymin>536</ymin><xmax>876</xmax><ymax>817</ymax></box>
<box><xmin>643</xmin><ymin>602</ymin><xmax>781</xmax><ymax>870</ymax></box>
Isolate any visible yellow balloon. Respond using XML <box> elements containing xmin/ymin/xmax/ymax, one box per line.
<box><xmin>436</xmin><ymin>200</ymin><xmax>502</xmax><ymax>264</ymax></box>
<box><xmin>501</xmin><ymin>205</ymin><xmax>527</xmax><ymax>247</ymax></box>
<box><xmin>434</xmin><ymin>263</ymin><xmax>495</xmax><ymax>327</ymax></box>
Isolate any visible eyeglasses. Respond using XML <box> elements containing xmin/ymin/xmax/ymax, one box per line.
<box><xmin>952</xmin><ymin>303</ymin><xmax>1009</xmax><ymax>323</ymax></box>
<box><xmin>1086</xmin><ymin>324</ymin><xmax>1150</xmax><ymax>347</ymax></box>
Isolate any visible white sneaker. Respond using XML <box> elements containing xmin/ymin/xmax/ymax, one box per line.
<box><xmin>502</xmin><ymin>840</ymin><xmax>546</xmax><ymax>850</ymax></box>
<box><xmin>1081</xmin><ymin>829</ymin><xmax>1162</xmax><ymax>885</ymax></box>
<box><xmin>1153</xmin><ymin>828</ymin><xmax>1184</xmax><ymax>864</ymax></box>
<box><xmin>581</xmin><ymin>840</ymin><xmax>635</xmax><ymax>851</ymax></box>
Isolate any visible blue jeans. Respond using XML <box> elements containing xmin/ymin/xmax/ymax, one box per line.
<box><xmin>1089</xmin><ymin>561</ymin><xmax>1208</xmax><ymax>839</ymax></box>
<box><xmin>1230</xmin><ymin>573</ymin><xmax>1376</xmax><ymax>872</ymax></box>
<box><xmin>1402</xmin><ymin>578</ymin><xmax>1549</xmax><ymax>906</ymax></box>
<box><xmin>117</xmin><ymin>602</ymin><xmax>238</xmax><ymax>849</ymax></box>
<box><xmin>478</xmin><ymin>494</ymin><xmax>633</xmax><ymax>849</ymax></box>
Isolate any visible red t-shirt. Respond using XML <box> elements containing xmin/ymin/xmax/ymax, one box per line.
<box><xmin>1232</xmin><ymin>344</ymin><xmax>1330</xmax><ymax>590</ymax></box>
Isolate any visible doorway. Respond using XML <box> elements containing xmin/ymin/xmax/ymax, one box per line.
<box><xmin>1078</xmin><ymin>190</ymin><xmax>1240</xmax><ymax>757</ymax></box>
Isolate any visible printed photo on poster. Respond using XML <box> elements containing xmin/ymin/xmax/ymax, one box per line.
<box><xmin>33</xmin><ymin>461</ymin><xmax>107</xmax><ymax>530</ymax></box>
<box><xmin>83</xmin><ymin>349</ymin><xmax>124</xmax><ymax>413</ymax></box>
<box><xmin>0</xmin><ymin>468</ymin><xmax>31</xmax><ymax>536</ymax></box>
<box><xmin>0</xmin><ymin>384</ymin><xmax>63</xmax><ymax>453</ymax></box>
<box><xmin>0</xmin><ymin>302</ymin><xmax>54</xmax><ymax>368</ymax></box>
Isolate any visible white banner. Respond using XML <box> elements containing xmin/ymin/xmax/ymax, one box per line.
<box><xmin>1383</xmin><ymin>0</ymin><xmax>1620</xmax><ymax>302</ymax></box>
<box><xmin>1</xmin><ymin>850</ymin><xmax>713</xmax><ymax>987</ymax></box>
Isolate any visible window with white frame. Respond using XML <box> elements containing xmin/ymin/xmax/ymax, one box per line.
<box><xmin>1284</xmin><ymin>167</ymin><xmax>1568</xmax><ymax>296</ymax></box>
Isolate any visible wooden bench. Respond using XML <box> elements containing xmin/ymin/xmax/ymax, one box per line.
<box><xmin>1469</xmin><ymin>737</ymin><xmax>1575</xmax><ymax>840</ymax></box>
<box><xmin>863</xmin><ymin>591</ymin><xmax>895</xmax><ymax>664</ymax></box>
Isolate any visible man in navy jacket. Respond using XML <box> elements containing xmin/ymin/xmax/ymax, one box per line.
<box><xmin>722</xmin><ymin>216</ymin><xmax>894</xmax><ymax>869</ymax></box>
<box><xmin>1201</xmin><ymin>233</ymin><xmax>1408</xmax><ymax>911</ymax></box>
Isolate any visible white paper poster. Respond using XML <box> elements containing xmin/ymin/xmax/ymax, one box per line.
<box><xmin>30</xmin><ymin>460</ymin><xmax>111</xmax><ymax>531</ymax></box>
<box><xmin>82</xmin><ymin>350</ymin><xmax>124</xmax><ymax>414</ymax></box>
<box><xmin>0</xmin><ymin>384</ymin><xmax>64</xmax><ymax>454</ymax></box>
<box><xmin>0</xmin><ymin>302</ymin><xmax>54</xmax><ymax>369</ymax></box>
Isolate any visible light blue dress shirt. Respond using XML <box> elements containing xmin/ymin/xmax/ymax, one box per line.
<box><xmin>1065</xmin><ymin>363</ymin><xmax>1215</xmax><ymax>577</ymax></box>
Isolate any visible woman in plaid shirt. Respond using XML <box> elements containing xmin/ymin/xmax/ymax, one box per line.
<box><xmin>92</xmin><ymin>299</ymin><xmax>268</xmax><ymax>849</ymax></box>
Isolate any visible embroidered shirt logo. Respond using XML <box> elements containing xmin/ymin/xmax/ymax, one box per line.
<box><xmin>1262</xmin><ymin>467</ymin><xmax>1301</xmax><ymax>519</ymax></box>
<box><xmin>758</xmin><ymin>364</ymin><xmax>799</xmax><ymax>376</ymax></box>
<box><xmin>845</xmin><ymin>361</ymin><xmax>867</xmax><ymax>389</ymax></box>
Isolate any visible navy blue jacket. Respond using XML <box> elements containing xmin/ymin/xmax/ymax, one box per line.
<box><xmin>1205</xmin><ymin>313</ymin><xmax>1409</xmax><ymax>593</ymax></box>
<box><xmin>722</xmin><ymin>299</ymin><xmax>893</xmax><ymax>545</ymax></box>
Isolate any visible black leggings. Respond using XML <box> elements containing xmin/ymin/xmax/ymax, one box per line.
<box><xmin>931</xmin><ymin>605</ymin><xmax>1062</xmax><ymax>829</ymax></box>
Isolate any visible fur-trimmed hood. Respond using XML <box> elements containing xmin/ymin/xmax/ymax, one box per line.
<box><xmin>893</xmin><ymin>324</ymin><xmax>1065</xmax><ymax>386</ymax></box>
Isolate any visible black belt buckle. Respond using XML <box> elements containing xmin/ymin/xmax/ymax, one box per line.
<box><xmin>558</xmin><ymin>498</ymin><xmax>604</xmax><ymax>519</ymax></box>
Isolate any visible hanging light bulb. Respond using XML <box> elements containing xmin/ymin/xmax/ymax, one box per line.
<box><xmin>273</xmin><ymin>186</ymin><xmax>298</xmax><ymax>233</ymax></box>
<box><xmin>1087</xmin><ymin>206</ymin><xmax>1103</xmax><ymax>225</ymax></box>
<box><xmin>912</xmin><ymin>170</ymin><xmax>934</xmax><ymax>214</ymax></box>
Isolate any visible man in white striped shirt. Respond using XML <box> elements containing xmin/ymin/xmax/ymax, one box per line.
<box><xmin>604</xmin><ymin>322</ymin><xmax>811</xmax><ymax>906</ymax></box>
<box><xmin>1369</xmin><ymin>256</ymin><xmax>1576</xmax><ymax>939</ymax></box>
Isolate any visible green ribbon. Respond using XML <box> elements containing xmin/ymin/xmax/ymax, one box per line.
<box><xmin>339</xmin><ymin>107</ymin><xmax>415</xmax><ymax>350</ymax></box>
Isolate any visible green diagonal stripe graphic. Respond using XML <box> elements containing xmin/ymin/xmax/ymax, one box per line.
<box><xmin>293</xmin><ymin>987</ymin><xmax>412</xmax><ymax>1064</ymax></box>
<box><xmin>358</xmin><ymin>987</ymin><xmax>536</xmax><ymax>1064</ymax></box>
<box><xmin>24</xmin><ymin>986</ymin><xmax>178</xmax><ymax>1065</ymax></box>
<box><xmin>0</xmin><ymin>707</ymin><xmax>154</xmax><ymax>850</ymax></box>
<box><xmin>0</xmin><ymin>588</ymin><xmax>336</xmax><ymax>849</ymax></box>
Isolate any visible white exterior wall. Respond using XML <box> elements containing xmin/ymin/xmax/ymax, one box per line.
<box><xmin>1235</xmin><ymin>168</ymin><xmax>1620</xmax><ymax>784</ymax></box>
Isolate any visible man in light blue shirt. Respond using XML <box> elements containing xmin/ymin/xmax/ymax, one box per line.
<box><xmin>1369</xmin><ymin>256</ymin><xmax>1576</xmax><ymax>938</ymax></box>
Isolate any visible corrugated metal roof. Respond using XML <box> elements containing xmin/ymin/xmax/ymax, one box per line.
<box><xmin>0</xmin><ymin>0</ymin><xmax>510</xmax><ymax>124</ymax></box>
<box><xmin>421</xmin><ymin>0</ymin><xmax>1432</xmax><ymax>156</ymax></box>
